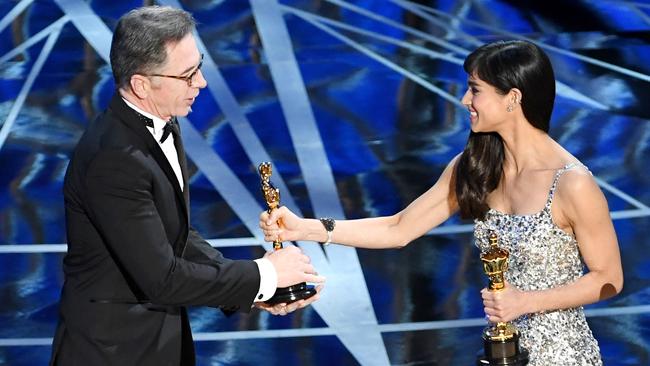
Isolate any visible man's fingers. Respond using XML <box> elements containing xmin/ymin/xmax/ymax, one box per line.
<box><xmin>259</xmin><ymin>284</ymin><xmax>323</xmax><ymax>316</ymax></box>
<box><xmin>286</xmin><ymin>300</ymin><xmax>305</xmax><ymax>313</ymax></box>
<box><xmin>269</xmin><ymin>304</ymin><xmax>287</xmax><ymax>315</ymax></box>
<box><xmin>300</xmin><ymin>263</ymin><xmax>316</xmax><ymax>275</ymax></box>
<box><xmin>303</xmin><ymin>273</ymin><xmax>326</xmax><ymax>284</ymax></box>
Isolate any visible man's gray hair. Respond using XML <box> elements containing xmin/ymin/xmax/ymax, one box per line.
<box><xmin>110</xmin><ymin>6</ymin><xmax>196</xmax><ymax>89</ymax></box>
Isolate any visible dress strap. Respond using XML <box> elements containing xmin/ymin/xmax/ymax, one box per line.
<box><xmin>544</xmin><ymin>162</ymin><xmax>590</xmax><ymax>210</ymax></box>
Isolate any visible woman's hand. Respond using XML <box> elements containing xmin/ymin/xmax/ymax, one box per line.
<box><xmin>259</xmin><ymin>206</ymin><xmax>304</xmax><ymax>243</ymax></box>
<box><xmin>482</xmin><ymin>280</ymin><xmax>532</xmax><ymax>323</ymax></box>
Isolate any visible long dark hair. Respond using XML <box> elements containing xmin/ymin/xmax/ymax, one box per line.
<box><xmin>455</xmin><ymin>40</ymin><xmax>556</xmax><ymax>220</ymax></box>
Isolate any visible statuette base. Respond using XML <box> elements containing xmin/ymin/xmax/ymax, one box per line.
<box><xmin>477</xmin><ymin>330</ymin><xmax>529</xmax><ymax>365</ymax></box>
<box><xmin>265</xmin><ymin>282</ymin><xmax>316</xmax><ymax>305</ymax></box>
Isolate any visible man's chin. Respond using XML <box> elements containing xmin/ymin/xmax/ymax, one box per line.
<box><xmin>176</xmin><ymin>107</ymin><xmax>192</xmax><ymax>117</ymax></box>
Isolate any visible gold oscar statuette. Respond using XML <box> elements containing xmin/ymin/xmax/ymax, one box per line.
<box><xmin>477</xmin><ymin>231</ymin><xmax>529</xmax><ymax>365</ymax></box>
<box><xmin>259</xmin><ymin>162</ymin><xmax>316</xmax><ymax>305</ymax></box>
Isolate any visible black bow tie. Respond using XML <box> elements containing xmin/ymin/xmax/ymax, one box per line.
<box><xmin>137</xmin><ymin>113</ymin><xmax>179</xmax><ymax>143</ymax></box>
<box><xmin>160</xmin><ymin>119</ymin><xmax>179</xmax><ymax>143</ymax></box>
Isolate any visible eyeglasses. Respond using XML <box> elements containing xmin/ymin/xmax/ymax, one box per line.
<box><xmin>148</xmin><ymin>53</ymin><xmax>204</xmax><ymax>87</ymax></box>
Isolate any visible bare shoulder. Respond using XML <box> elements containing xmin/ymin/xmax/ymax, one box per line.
<box><xmin>556</xmin><ymin>164</ymin><xmax>598</xmax><ymax>196</ymax></box>
<box><xmin>436</xmin><ymin>152</ymin><xmax>463</xmax><ymax>180</ymax></box>
<box><xmin>447</xmin><ymin>152</ymin><xmax>463</xmax><ymax>172</ymax></box>
<box><xmin>555</xmin><ymin>164</ymin><xmax>609</xmax><ymax>223</ymax></box>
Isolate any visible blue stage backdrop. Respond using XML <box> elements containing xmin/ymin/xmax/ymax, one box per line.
<box><xmin>1</xmin><ymin>1</ymin><xmax>649</xmax><ymax>365</ymax></box>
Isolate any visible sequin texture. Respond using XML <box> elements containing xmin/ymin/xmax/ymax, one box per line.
<box><xmin>474</xmin><ymin>163</ymin><xmax>602</xmax><ymax>366</ymax></box>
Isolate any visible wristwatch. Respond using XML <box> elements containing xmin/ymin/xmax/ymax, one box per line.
<box><xmin>319</xmin><ymin>217</ymin><xmax>336</xmax><ymax>245</ymax></box>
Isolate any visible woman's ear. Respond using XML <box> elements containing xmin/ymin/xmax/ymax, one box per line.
<box><xmin>510</xmin><ymin>88</ymin><xmax>523</xmax><ymax>105</ymax></box>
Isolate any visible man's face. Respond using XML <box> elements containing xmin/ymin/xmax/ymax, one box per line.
<box><xmin>147</xmin><ymin>34</ymin><xmax>206</xmax><ymax>120</ymax></box>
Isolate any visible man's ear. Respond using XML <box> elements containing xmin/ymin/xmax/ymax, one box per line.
<box><xmin>129</xmin><ymin>74</ymin><xmax>149</xmax><ymax>99</ymax></box>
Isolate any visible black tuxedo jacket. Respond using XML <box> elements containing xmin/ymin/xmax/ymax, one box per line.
<box><xmin>50</xmin><ymin>93</ymin><xmax>260</xmax><ymax>366</ymax></box>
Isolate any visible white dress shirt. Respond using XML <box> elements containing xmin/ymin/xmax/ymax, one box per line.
<box><xmin>122</xmin><ymin>98</ymin><xmax>277</xmax><ymax>302</ymax></box>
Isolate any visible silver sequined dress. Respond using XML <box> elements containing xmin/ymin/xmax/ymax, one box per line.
<box><xmin>474</xmin><ymin>163</ymin><xmax>602</xmax><ymax>365</ymax></box>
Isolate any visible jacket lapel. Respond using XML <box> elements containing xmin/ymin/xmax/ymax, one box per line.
<box><xmin>109</xmin><ymin>94</ymin><xmax>190</xmax><ymax>236</ymax></box>
<box><xmin>171</xmin><ymin>118</ymin><xmax>190</xmax><ymax>213</ymax></box>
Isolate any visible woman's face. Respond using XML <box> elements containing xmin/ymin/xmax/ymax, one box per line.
<box><xmin>460</xmin><ymin>74</ymin><xmax>510</xmax><ymax>133</ymax></box>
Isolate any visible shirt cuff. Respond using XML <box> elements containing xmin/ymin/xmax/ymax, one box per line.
<box><xmin>253</xmin><ymin>258</ymin><xmax>277</xmax><ymax>302</ymax></box>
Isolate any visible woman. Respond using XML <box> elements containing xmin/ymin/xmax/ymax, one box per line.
<box><xmin>259</xmin><ymin>40</ymin><xmax>622</xmax><ymax>365</ymax></box>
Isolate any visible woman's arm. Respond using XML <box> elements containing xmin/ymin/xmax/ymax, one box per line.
<box><xmin>483</xmin><ymin>169</ymin><xmax>623</xmax><ymax>322</ymax></box>
<box><xmin>260</xmin><ymin>156</ymin><xmax>461</xmax><ymax>249</ymax></box>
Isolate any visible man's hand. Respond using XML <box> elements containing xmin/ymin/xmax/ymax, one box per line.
<box><xmin>265</xmin><ymin>245</ymin><xmax>325</xmax><ymax>288</ymax></box>
<box><xmin>255</xmin><ymin>285</ymin><xmax>324</xmax><ymax>316</ymax></box>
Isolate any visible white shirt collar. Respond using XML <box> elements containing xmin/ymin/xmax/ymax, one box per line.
<box><xmin>122</xmin><ymin>97</ymin><xmax>168</xmax><ymax>134</ymax></box>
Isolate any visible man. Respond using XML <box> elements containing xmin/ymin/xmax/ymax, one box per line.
<box><xmin>50</xmin><ymin>6</ymin><xmax>323</xmax><ymax>366</ymax></box>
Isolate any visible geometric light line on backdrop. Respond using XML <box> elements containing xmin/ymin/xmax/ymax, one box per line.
<box><xmin>155</xmin><ymin>2</ymin><xmax>332</xmax><ymax>276</ymax></box>
<box><xmin>594</xmin><ymin>176</ymin><xmax>649</xmax><ymax>210</ymax></box>
<box><xmin>157</xmin><ymin>0</ymin><xmax>332</xmax><ymax>314</ymax></box>
<box><xmin>178</xmin><ymin>116</ymin><xmax>270</xmax><ymax>247</ymax></box>
<box><xmin>4</xmin><ymin>303</ymin><xmax>650</xmax><ymax>346</ymax></box>
<box><xmin>250</xmin><ymin>0</ymin><xmax>352</xmax><ymax>271</ymax></box>
<box><xmin>0</xmin><ymin>3</ymin><xmax>647</xmax><ymax>366</ymax></box>
<box><xmin>0</xmin><ymin>24</ymin><xmax>62</xmax><ymax>151</ymax></box>
<box><xmin>405</xmin><ymin>0</ymin><xmax>650</xmax><ymax>83</ymax></box>
<box><xmin>3</xmin><ymin>205</ymin><xmax>646</xmax><ymax>253</ymax></box>
<box><xmin>554</xmin><ymin>82</ymin><xmax>609</xmax><ymax>110</ymax></box>
<box><xmin>0</xmin><ymin>244</ymin><xmax>69</xmax><ymax>253</ymax></box>
<box><xmin>53</xmin><ymin>0</ymin><xmax>112</xmax><ymax>61</ymax></box>
<box><xmin>250</xmin><ymin>1</ymin><xmax>388</xmax><ymax>365</ymax></box>
<box><xmin>0</xmin><ymin>0</ymin><xmax>34</xmax><ymax>34</ymax></box>
<box><xmin>0</xmin><ymin>15</ymin><xmax>70</xmax><ymax>64</ymax></box>
<box><xmin>391</xmin><ymin>3</ymin><xmax>648</xmax><ymax>200</ymax></box>
<box><xmin>283</xmin><ymin>6</ymin><xmax>465</xmax><ymax>65</ymax></box>
<box><xmin>289</xmin><ymin>4</ymin><xmax>607</xmax><ymax>111</ymax></box>
<box><xmin>613</xmin><ymin>0</ymin><xmax>650</xmax><ymax>10</ymax></box>
<box><xmin>51</xmin><ymin>0</ymin><xmax>644</xmax><ymax>247</ymax></box>
<box><xmin>252</xmin><ymin>0</ymin><xmax>344</xmax><ymax>219</ymax></box>
<box><xmin>53</xmin><ymin>0</ymin><xmax>271</xmax><ymax>247</ymax></box>
<box><xmin>323</xmin><ymin>0</ymin><xmax>469</xmax><ymax>55</ymax></box>
<box><xmin>623</xmin><ymin>1</ymin><xmax>650</xmax><ymax>10</ymax></box>
<box><xmin>295</xmin><ymin>4</ymin><xmax>640</xmax><ymax>206</ymax></box>
<box><xmin>0</xmin><ymin>0</ymin><xmax>304</xmax><ymax>253</ymax></box>
<box><xmin>157</xmin><ymin>0</ymin><xmax>306</xmax><ymax>225</ymax></box>
<box><xmin>294</xmin><ymin>9</ymin><xmax>464</xmax><ymax>108</ymax></box>
<box><xmin>47</xmin><ymin>3</ymin><xmax>381</xmax><ymax>365</ymax></box>
<box><xmin>610</xmin><ymin>208</ymin><xmax>650</xmax><ymax>220</ymax></box>
<box><xmin>387</xmin><ymin>0</ymin><xmax>483</xmax><ymax>46</ymax></box>
<box><xmin>589</xmin><ymin>1</ymin><xmax>650</xmax><ymax>24</ymax></box>
<box><xmin>387</xmin><ymin>0</ymin><xmax>609</xmax><ymax>110</ymax></box>
<box><xmin>625</xmin><ymin>4</ymin><xmax>650</xmax><ymax>26</ymax></box>
<box><xmin>0</xmin><ymin>238</ymin><xmax>266</xmax><ymax>254</ymax></box>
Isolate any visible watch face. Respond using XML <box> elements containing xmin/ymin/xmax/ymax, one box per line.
<box><xmin>321</xmin><ymin>218</ymin><xmax>335</xmax><ymax>231</ymax></box>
